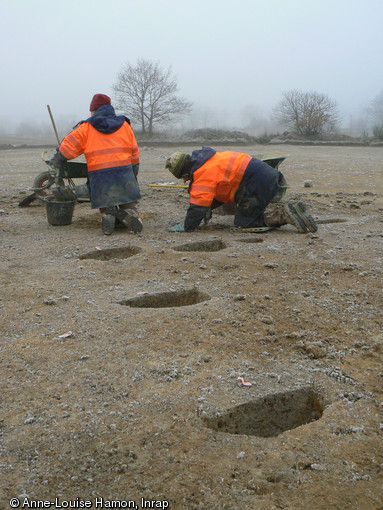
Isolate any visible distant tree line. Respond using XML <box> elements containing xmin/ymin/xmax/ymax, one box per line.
<box><xmin>7</xmin><ymin>57</ymin><xmax>383</xmax><ymax>141</ymax></box>
<box><xmin>112</xmin><ymin>58</ymin><xmax>382</xmax><ymax>139</ymax></box>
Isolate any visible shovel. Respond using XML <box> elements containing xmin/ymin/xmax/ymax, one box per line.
<box><xmin>47</xmin><ymin>104</ymin><xmax>76</xmax><ymax>201</ymax></box>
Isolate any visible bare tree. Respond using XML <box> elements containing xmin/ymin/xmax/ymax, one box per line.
<box><xmin>273</xmin><ymin>90</ymin><xmax>339</xmax><ymax>136</ymax></box>
<box><xmin>113</xmin><ymin>59</ymin><xmax>192</xmax><ymax>135</ymax></box>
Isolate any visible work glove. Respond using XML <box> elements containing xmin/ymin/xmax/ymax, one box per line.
<box><xmin>47</xmin><ymin>163</ymin><xmax>58</xmax><ymax>178</ymax></box>
<box><xmin>168</xmin><ymin>223</ymin><xmax>185</xmax><ymax>232</ymax></box>
<box><xmin>48</xmin><ymin>151</ymin><xmax>67</xmax><ymax>178</ymax></box>
<box><xmin>48</xmin><ymin>156</ymin><xmax>63</xmax><ymax>178</ymax></box>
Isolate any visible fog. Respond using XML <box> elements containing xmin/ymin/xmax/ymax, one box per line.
<box><xmin>1</xmin><ymin>0</ymin><xmax>382</xmax><ymax>137</ymax></box>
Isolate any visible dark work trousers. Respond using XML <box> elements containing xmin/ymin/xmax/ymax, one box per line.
<box><xmin>234</xmin><ymin>158</ymin><xmax>282</xmax><ymax>228</ymax></box>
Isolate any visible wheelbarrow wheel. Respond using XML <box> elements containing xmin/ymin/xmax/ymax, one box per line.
<box><xmin>33</xmin><ymin>171</ymin><xmax>55</xmax><ymax>196</ymax></box>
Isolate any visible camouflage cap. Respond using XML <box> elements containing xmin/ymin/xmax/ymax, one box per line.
<box><xmin>165</xmin><ymin>152</ymin><xmax>188</xmax><ymax>178</ymax></box>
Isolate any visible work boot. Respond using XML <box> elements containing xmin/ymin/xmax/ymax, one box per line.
<box><xmin>286</xmin><ymin>202</ymin><xmax>317</xmax><ymax>233</ymax></box>
<box><xmin>264</xmin><ymin>202</ymin><xmax>317</xmax><ymax>233</ymax></box>
<box><xmin>101</xmin><ymin>207</ymin><xmax>116</xmax><ymax>235</ymax></box>
<box><xmin>115</xmin><ymin>208</ymin><xmax>143</xmax><ymax>233</ymax></box>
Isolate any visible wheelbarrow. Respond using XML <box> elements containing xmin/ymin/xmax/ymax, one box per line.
<box><xmin>19</xmin><ymin>151</ymin><xmax>90</xmax><ymax>207</ymax></box>
<box><xmin>19</xmin><ymin>104</ymin><xmax>91</xmax><ymax>206</ymax></box>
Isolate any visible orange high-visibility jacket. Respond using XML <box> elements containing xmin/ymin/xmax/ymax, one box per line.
<box><xmin>58</xmin><ymin>121</ymin><xmax>139</xmax><ymax>172</ymax></box>
<box><xmin>189</xmin><ymin>151</ymin><xmax>252</xmax><ymax>206</ymax></box>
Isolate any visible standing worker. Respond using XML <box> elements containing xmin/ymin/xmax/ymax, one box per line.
<box><xmin>165</xmin><ymin>147</ymin><xmax>318</xmax><ymax>233</ymax></box>
<box><xmin>49</xmin><ymin>94</ymin><xmax>143</xmax><ymax>235</ymax></box>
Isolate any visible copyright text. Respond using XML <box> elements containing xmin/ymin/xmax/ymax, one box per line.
<box><xmin>9</xmin><ymin>497</ymin><xmax>169</xmax><ymax>509</ymax></box>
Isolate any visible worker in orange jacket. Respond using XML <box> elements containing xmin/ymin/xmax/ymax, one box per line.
<box><xmin>49</xmin><ymin>93</ymin><xmax>142</xmax><ymax>235</ymax></box>
<box><xmin>165</xmin><ymin>148</ymin><xmax>317</xmax><ymax>233</ymax></box>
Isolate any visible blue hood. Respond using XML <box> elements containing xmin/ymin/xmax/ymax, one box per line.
<box><xmin>76</xmin><ymin>104</ymin><xmax>130</xmax><ymax>134</ymax></box>
<box><xmin>189</xmin><ymin>146</ymin><xmax>216</xmax><ymax>174</ymax></box>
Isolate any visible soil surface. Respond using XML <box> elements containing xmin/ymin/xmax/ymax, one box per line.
<box><xmin>1</xmin><ymin>145</ymin><xmax>383</xmax><ymax>510</ymax></box>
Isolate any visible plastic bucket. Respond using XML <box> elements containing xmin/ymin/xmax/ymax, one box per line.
<box><xmin>45</xmin><ymin>198</ymin><xmax>75</xmax><ymax>226</ymax></box>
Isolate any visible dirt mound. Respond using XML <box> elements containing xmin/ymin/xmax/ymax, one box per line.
<box><xmin>269</xmin><ymin>131</ymin><xmax>370</xmax><ymax>146</ymax></box>
<box><xmin>181</xmin><ymin>128</ymin><xmax>257</xmax><ymax>144</ymax></box>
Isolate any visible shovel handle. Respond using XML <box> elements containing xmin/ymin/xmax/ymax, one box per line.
<box><xmin>47</xmin><ymin>105</ymin><xmax>61</xmax><ymax>145</ymax></box>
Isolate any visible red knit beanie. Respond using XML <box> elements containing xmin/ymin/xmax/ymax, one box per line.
<box><xmin>89</xmin><ymin>93</ymin><xmax>111</xmax><ymax>111</ymax></box>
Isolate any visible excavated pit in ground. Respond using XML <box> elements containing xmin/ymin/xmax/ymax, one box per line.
<box><xmin>79</xmin><ymin>246</ymin><xmax>142</xmax><ymax>261</ymax></box>
<box><xmin>203</xmin><ymin>386</ymin><xmax>325</xmax><ymax>437</ymax></box>
<box><xmin>236</xmin><ymin>237</ymin><xmax>264</xmax><ymax>243</ymax></box>
<box><xmin>173</xmin><ymin>239</ymin><xmax>227</xmax><ymax>252</ymax></box>
<box><xmin>119</xmin><ymin>288</ymin><xmax>211</xmax><ymax>308</ymax></box>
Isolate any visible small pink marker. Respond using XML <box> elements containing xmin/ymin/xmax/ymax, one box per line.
<box><xmin>95</xmin><ymin>246</ymin><xmax>101</xmax><ymax>250</ymax></box>
<box><xmin>238</xmin><ymin>377</ymin><xmax>252</xmax><ymax>387</ymax></box>
<box><xmin>58</xmin><ymin>331</ymin><xmax>73</xmax><ymax>338</ymax></box>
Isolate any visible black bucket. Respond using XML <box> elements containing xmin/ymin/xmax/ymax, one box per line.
<box><xmin>45</xmin><ymin>198</ymin><xmax>75</xmax><ymax>226</ymax></box>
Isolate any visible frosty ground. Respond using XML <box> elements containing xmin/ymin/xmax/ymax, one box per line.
<box><xmin>0</xmin><ymin>144</ymin><xmax>382</xmax><ymax>509</ymax></box>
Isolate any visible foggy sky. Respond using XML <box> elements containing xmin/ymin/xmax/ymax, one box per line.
<box><xmin>1</xmin><ymin>0</ymin><xmax>383</xmax><ymax>132</ymax></box>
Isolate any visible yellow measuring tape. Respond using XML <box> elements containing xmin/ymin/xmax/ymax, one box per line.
<box><xmin>147</xmin><ymin>184</ymin><xmax>188</xmax><ymax>188</ymax></box>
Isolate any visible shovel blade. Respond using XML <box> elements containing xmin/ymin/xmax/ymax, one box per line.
<box><xmin>52</xmin><ymin>186</ymin><xmax>76</xmax><ymax>201</ymax></box>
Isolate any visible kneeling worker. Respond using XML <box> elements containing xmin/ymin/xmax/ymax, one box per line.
<box><xmin>49</xmin><ymin>94</ymin><xmax>143</xmax><ymax>235</ymax></box>
<box><xmin>165</xmin><ymin>147</ymin><xmax>317</xmax><ymax>233</ymax></box>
